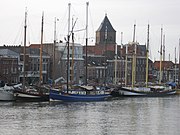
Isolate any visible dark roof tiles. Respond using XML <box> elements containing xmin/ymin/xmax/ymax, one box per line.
<box><xmin>96</xmin><ymin>15</ymin><xmax>116</xmax><ymax>32</ymax></box>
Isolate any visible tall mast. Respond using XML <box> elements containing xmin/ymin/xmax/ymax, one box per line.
<box><xmin>134</xmin><ymin>24</ymin><xmax>137</xmax><ymax>87</ymax></box>
<box><xmin>125</xmin><ymin>44</ymin><xmax>128</xmax><ymax>86</ymax></box>
<box><xmin>71</xmin><ymin>17</ymin><xmax>75</xmax><ymax>85</ymax></box>
<box><xmin>120</xmin><ymin>32</ymin><xmax>123</xmax><ymax>85</ymax></box>
<box><xmin>67</xmin><ymin>3</ymin><xmax>71</xmax><ymax>92</ymax></box>
<box><xmin>114</xmin><ymin>43</ymin><xmax>117</xmax><ymax>85</ymax></box>
<box><xmin>163</xmin><ymin>34</ymin><xmax>165</xmax><ymax>61</ymax></box>
<box><xmin>104</xmin><ymin>15</ymin><xmax>108</xmax><ymax>85</ymax></box>
<box><xmin>132</xmin><ymin>24</ymin><xmax>136</xmax><ymax>88</ymax></box>
<box><xmin>162</xmin><ymin>34</ymin><xmax>165</xmax><ymax>82</ymax></box>
<box><xmin>159</xmin><ymin>27</ymin><xmax>163</xmax><ymax>84</ymax></box>
<box><xmin>85</xmin><ymin>2</ymin><xmax>89</xmax><ymax>85</ymax></box>
<box><xmin>146</xmin><ymin>24</ymin><xmax>150</xmax><ymax>87</ymax></box>
<box><xmin>23</xmin><ymin>9</ymin><xmax>27</xmax><ymax>91</ymax></box>
<box><xmin>39</xmin><ymin>12</ymin><xmax>44</xmax><ymax>85</ymax></box>
<box><xmin>53</xmin><ymin>17</ymin><xmax>57</xmax><ymax>86</ymax></box>
<box><xmin>70</xmin><ymin>16</ymin><xmax>77</xmax><ymax>85</ymax></box>
<box><xmin>175</xmin><ymin>47</ymin><xmax>177</xmax><ymax>83</ymax></box>
<box><xmin>178</xmin><ymin>38</ymin><xmax>180</xmax><ymax>85</ymax></box>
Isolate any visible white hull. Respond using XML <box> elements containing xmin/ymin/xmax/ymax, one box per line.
<box><xmin>14</xmin><ymin>92</ymin><xmax>41</xmax><ymax>98</ymax></box>
<box><xmin>120</xmin><ymin>89</ymin><xmax>146</xmax><ymax>96</ymax></box>
<box><xmin>118</xmin><ymin>87</ymin><xmax>149</xmax><ymax>96</ymax></box>
<box><xmin>113</xmin><ymin>86</ymin><xmax>177</xmax><ymax>97</ymax></box>
<box><xmin>0</xmin><ymin>90</ymin><xmax>15</xmax><ymax>101</ymax></box>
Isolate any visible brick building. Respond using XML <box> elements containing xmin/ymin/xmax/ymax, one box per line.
<box><xmin>0</xmin><ymin>49</ymin><xmax>19</xmax><ymax>84</ymax></box>
<box><xmin>0</xmin><ymin>46</ymin><xmax>51</xmax><ymax>84</ymax></box>
<box><xmin>153</xmin><ymin>61</ymin><xmax>176</xmax><ymax>82</ymax></box>
<box><xmin>84</xmin><ymin>15</ymin><xmax>148</xmax><ymax>85</ymax></box>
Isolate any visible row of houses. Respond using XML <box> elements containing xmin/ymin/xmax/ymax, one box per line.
<box><xmin>0</xmin><ymin>46</ymin><xmax>51</xmax><ymax>85</ymax></box>
<box><xmin>0</xmin><ymin>15</ymin><xmax>179</xmax><ymax>85</ymax></box>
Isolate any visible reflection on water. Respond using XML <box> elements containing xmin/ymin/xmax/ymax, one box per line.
<box><xmin>0</xmin><ymin>96</ymin><xmax>179</xmax><ymax>135</ymax></box>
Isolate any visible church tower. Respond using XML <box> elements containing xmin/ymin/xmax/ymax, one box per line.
<box><xmin>96</xmin><ymin>14</ymin><xmax>116</xmax><ymax>45</ymax></box>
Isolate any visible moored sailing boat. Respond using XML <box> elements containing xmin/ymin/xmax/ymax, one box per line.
<box><xmin>14</xmin><ymin>11</ymin><xmax>49</xmax><ymax>102</ymax></box>
<box><xmin>49</xmin><ymin>2</ymin><xmax>112</xmax><ymax>102</ymax></box>
<box><xmin>0</xmin><ymin>81</ymin><xmax>15</xmax><ymax>101</ymax></box>
<box><xmin>112</xmin><ymin>85</ymin><xmax>176</xmax><ymax>97</ymax></box>
<box><xmin>111</xmin><ymin>24</ymin><xmax>176</xmax><ymax>97</ymax></box>
<box><xmin>50</xmin><ymin>85</ymin><xmax>112</xmax><ymax>102</ymax></box>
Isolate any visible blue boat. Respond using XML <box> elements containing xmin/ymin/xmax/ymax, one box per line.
<box><xmin>49</xmin><ymin>3</ymin><xmax>113</xmax><ymax>102</ymax></box>
<box><xmin>49</xmin><ymin>86</ymin><xmax>112</xmax><ymax>102</ymax></box>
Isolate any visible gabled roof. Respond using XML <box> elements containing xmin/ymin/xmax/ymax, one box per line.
<box><xmin>96</xmin><ymin>15</ymin><xmax>116</xmax><ymax>32</ymax></box>
<box><xmin>0</xmin><ymin>49</ymin><xmax>19</xmax><ymax>57</ymax></box>
<box><xmin>154</xmin><ymin>61</ymin><xmax>174</xmax><ymax>69</ymax></box>
<box><xmin>26</xmin><ymin>48</ymin><xmax>49</xmax><ymax>56</ymax></box>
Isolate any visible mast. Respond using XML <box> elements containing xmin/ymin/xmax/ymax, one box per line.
<box><xmin>120</xmin><ymin>32</ymin><xmax>123</xmax><ymax>85</ymax></box>
<box><xmin>53</xmin><ymin>17</ymin><xmax>57</xmax><ymax>86</ymax></box>
<box><xmin>159</xmin><ymin>27</ymin><xmax>163</xmax><ymax>84</ymax></box>
<box><xmin>39</xmin><ymin>12</ymin><xmax>44</xmax><ymax>85</ymax></box>
<box><xmin>179</xmin><ymin>39</ymin><xmax>180</xmax><ymax>85</ymax></box>
<box><xmin>162</xmin><ymin>34</ymin><xmax>165</xmax><ymax>82</ymax></box>
<box><xmin>125</xmin><ymin>44</ymin><xmax>128</xmax><ymax>86</ymax></box>
<box><xmin>70</xmin><ymin>16</ymin><xmax>77</xmax><ymax>85</ymax></box>
<box><xmin>23</xmin><ymin>9</ymin><xmax>27</xmax><ymax>91</ymax></box>
<box><xmin>133</xmin><ymin>24</ymin><xmax>136</xmax><ymax>43</ymax></box>
<box><xmin>132</xmin><ymin>24</ymin><xmax>136</xmax><ymax>88</ymax></box>
<box><xmin>146</xmin><ymin>24</ymin><xmax>150</xmax><ymax>87</ymax></box>
<box><xmin>175</xmin><ymin>47</ymin><xmax>177</xmax><ymax>83</ymax></box>
<box><xmin>104</xmin><ymin>18</ymin><xmax>108</xmax><ymax>85</ymax></box>
<box><xmin>114</xmin><ymin>43</ymin><xmax>117</xmax><ymax>85</ymax></box>
<box><xmin>71</xmin><ymin>17</ymin><xmax>75</xmax><ymax>85</ymax></box>
<box><xmin>85</xmin><ymin>2</ymin><xmax>89</xmax><ymax>85</ymax></box>
<box><xmin>163</xmin><ymin>34</ymin><xmax>165</xmax><ymax>61</ymax></box>
<box><xmin>67</xmin><ymin>3</ymin><xmax>71</xmax><ymax>92</ymax></box>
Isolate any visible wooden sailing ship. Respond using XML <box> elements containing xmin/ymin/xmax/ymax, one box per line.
<box><xmin>49</xmin><ymin>3</ymin><xmax>112</xmax><ymax>102</ymax></box>
<box><xmin>14</xmin><ymin>11</ymin><xmax>49</xmax><ymax>102</ymax></box>
<box><xmin>111</xmin><ymin>24</ymin><xmax>176</xmax><ymax>97</ymax></box>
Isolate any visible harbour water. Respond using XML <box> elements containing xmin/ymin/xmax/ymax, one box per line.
<box><xmin>0</xmin><ymin>96</ymin><xmax>179</xmax><ymax>135</ymax></box>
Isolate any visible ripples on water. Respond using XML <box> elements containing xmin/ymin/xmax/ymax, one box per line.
<box><xmin>0</xmin><ymin>96</ymin><xmax>179</xmax><ymax>135</ymax></box>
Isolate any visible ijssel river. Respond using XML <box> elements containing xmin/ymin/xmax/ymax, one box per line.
<box><xmin>0</xmin><ymin>96</ymin><xmax>179</xmax><ymax>135</ymax></box>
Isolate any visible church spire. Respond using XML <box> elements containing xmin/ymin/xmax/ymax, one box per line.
<box><xmin>96</xmin><ymin>14</ymin><xmax>116</xmax><ymax>45</ymax></box>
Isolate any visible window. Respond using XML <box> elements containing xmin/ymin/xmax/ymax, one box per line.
<box><xmin>43</xmin><ymin>64</ymin><xmax>46</xmax><ymax>71</ymax></box>
<box><xmin>34</xmin><ymin>64</ymin><xmax>36</xmax><ymax>71</ymax></box>
<box><xmin>11</xmin><ymin>67</ymin><xmax>17</xmax><ymax>73</ymax></box>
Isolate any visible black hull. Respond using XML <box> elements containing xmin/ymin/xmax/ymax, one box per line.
<box><xmin>111</xmin><ymin>87</ymin><xmax>177</xmax><ymax>97</ymax></box>
<box><xmin>15</xmin><ymin>95</ymin><xmax>49</xmax><ymax>102</ymax></box>
<box><xmin>14</xmin><ymin>90</ymin><xmax>49</xmax><ymax>102</ymax></box>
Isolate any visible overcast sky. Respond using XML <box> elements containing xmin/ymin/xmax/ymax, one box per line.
<box><xmin>0</xmin><ymin>0</ymin><xmax>180</xmax><ymax>61</ymax></box>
